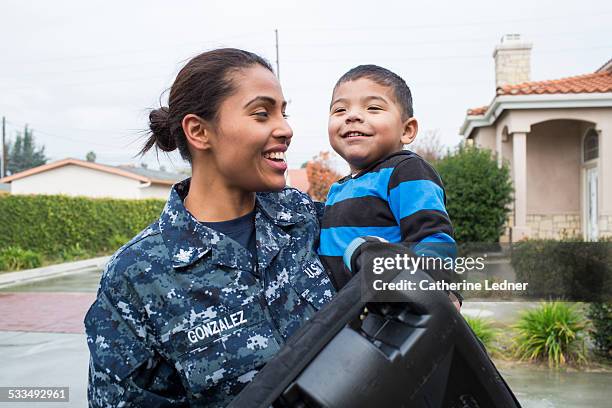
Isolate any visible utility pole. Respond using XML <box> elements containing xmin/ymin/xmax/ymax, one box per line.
<box><xmin>275</xmin><ymin>29</ymin><xmax>280</xmax><ymax>81</ymax></box>
<box><xmin>1</xmin><ymin>116</ymin><xmax>5</xmax><ymax>178</ymax></box>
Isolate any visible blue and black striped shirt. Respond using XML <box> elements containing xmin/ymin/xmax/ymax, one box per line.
<box><xmin>318</xmin><ymin>151</ymin><xmax>455</xmax><ymax>288</ymax></box>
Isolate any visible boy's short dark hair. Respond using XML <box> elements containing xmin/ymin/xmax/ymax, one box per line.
<box><xmin>334</xmin><ymin>65</ymin><xmax>413</xmax><ymax>119</ymax></box>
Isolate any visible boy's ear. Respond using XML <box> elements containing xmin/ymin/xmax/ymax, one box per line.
<box><xmin>182</xmin><ymin>114</ymin><xmax>212</xmax><ymax>151</ymax></box>
<box><xmin>400</xmin><ymin>117</ymin><xmax>418</xmax><ymax>145</ymax></box>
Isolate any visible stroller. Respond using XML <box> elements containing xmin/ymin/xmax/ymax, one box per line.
<box><xmin>230</xmin><ymin>241</ymin><xmax>521</xmax><ymax>408</ymax></box>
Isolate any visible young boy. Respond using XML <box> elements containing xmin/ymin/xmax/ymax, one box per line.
<box><xmin>318</xmin><ymin>65</ymin><xmax>460</xmax><ymax>307</ymax></box>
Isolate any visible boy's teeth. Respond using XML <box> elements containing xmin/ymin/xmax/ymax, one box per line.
<box><xmin>347</xmin><ymin>132</ymin><xmax>367</xmax><ymax>137</ymax></box>
<box><xmin>264</xmin><ymin>151</ymin><xmax>286</xmax><ymax>160</ymax></box>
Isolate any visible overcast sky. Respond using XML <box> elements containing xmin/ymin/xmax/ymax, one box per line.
<box><xmin>1</xmin><ymin>0</ymin><xmax>610</xmax><ymax>173</ymax></box>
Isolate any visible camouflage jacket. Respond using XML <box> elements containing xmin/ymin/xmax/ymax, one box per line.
<box><xmin>85</xmin><ymin>179</ymin><xmax>335</xmax><ymax>407</ymax></box>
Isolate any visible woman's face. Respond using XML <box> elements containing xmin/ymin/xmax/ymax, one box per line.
<box><xmin>209</xmin><ymin>65</ymin><xmax>292</xmax><ymax>192</ymax></box>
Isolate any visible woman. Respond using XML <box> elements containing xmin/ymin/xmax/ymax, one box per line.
<box><xmin>84</xmin><ymin>49</ymin><xmax>336</xmax><ymax>407</ymax></box>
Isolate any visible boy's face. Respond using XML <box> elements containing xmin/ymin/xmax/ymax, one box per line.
<box><xmin>329</xmin><ymin>78</ymin><xmax>417</xmax><ymax>172</ymax></box>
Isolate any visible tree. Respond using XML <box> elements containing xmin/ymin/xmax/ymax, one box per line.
<box><xmin>306</xmin><ymin>151</ymin><xmax>342</xmax><ymax>202</ymax></box>
<box><xmin>435</xmin><ymin>146</ymin><xmax>513</xmax><ymax>243</ymax></box>
<box><xmin>86</xmin><ymin>151</ymin><xmax>97</xmax><ymax>162</ymax></box>
<box><xmin>7</xmin><ymin>126</ymin><xmax>48</xmax><ymax>175</ymax></box>
<box><xmin>409</xmin><ymin>129</ymin><xmax>446</xmax><ymax>163</ymax></box>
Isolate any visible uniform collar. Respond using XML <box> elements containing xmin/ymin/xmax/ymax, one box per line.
<box><xmin>159</xmin><ymin>179</ymin><xmax>304</xmax><ymax>269</ymax></box>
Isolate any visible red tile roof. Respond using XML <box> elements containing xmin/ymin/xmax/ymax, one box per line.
<box><xmin>0</xmin><ymin>158</ymin><xmax>180</xmax><ymax>185</ymax></box>
<box><xmin>467</xmin><ymin>105</ymin><xmax>488</xmax><ymax>116</ymax></box>
<box><xmin>467</xmin><ymin>68</ymin><xmax>612</xmax><ymax>116</ymax></box>
<box><xmin>497</xmin><ymin>70</ymin><xmax>612</xmax><ymax>96</ymax></box>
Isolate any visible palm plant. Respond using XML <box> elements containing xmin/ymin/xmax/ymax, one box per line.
<box><xmin>513</xmin><ymin>301</ymin><xmax>587</xmax><ymax>367</ymax></box>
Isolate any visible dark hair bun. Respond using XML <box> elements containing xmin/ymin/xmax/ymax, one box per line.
<box><xmin>148</xmin><ymin>107</ymin><xmax>176</xmax><ymax>152</ymax></box>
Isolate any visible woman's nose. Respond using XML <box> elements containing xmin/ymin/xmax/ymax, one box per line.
<box><xmin>274</xmin><ymin>118</ymin><xmax>293</xmax><ymax>141</ymax></box>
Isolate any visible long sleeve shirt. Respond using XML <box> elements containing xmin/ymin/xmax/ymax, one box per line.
<box><xmin>318</xmin><ymin>151</ymin><xmax>455</xmax><ymax>289</ymax></box>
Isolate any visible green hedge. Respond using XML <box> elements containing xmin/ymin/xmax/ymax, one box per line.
<box><xmin>587</xmin><ymin>303</ymin><xmax>612</xmax><ymax>359</ymax></box>
<box><xmin>0</xmin><ymin>195</ymin><xmax>165</xmax><ymax>255</ymax></box>
<box><xmin>511</xmin><ymin>239</ymin><xmax>612</xmax><ymax>301</ymax></box>
<box><xmin>435</xmin><ymin>146</ymin><xmax>513</xmax><ymax>243</ymax></box>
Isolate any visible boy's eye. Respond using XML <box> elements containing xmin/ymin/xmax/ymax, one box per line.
<box><xmin>367</xmin><ymin>106</ymin><xmax>382</xmax><ymax>111</ymax></box>
<box><xmin>332</xmin><ymin>107</ymin><xmax>346</xmax><ymax>114</ymax></box>
<box><xmin>282</xmin><ymin>112</ymin><xmax>290</xmax><ymax>119</ymax></box>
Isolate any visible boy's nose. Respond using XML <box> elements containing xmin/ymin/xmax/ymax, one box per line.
<box><xmin>345</xmin><ymin>110</ymin><xmax>364</xmax><ymax>123</ymax></box>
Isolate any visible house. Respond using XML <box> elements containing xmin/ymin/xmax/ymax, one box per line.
<box><xmin>0</xmin><ymin>158</ymin><xmax>184</xmax><ymax>199</ymax></box>
<box><xmin>460</xmin><ymin>34</ymin><xmax>612</xmax><ymax>241</ymax></box>
<box><xmin>286</xmin><ymin>168</ymin><xmax>311</xmax><ymax>194</ymax></box>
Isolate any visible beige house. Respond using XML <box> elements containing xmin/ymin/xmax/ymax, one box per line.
<box><xmin>0</xmin><ymin>158</ymin><xmax>183</xmax><ymax>199</ymax></box>
<box><xmin>286</xmin><ymin>168</ymin><xmax>311</xmax><ymax>194</ymax></box>
<box><xmin>460</xmin><ymin>35</ymin><xmax>612</xmax><ymax>241</ymax></box>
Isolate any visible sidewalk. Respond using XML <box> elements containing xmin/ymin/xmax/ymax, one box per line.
<box><xmin>0</xmin><ymin>256</ymin><xmax>109</xmax><ymax>290</ymax></box>
<box><xmin>0</xmin><ymin>292</ymin><xmax>95</xmax><ymax>333</ymax></box>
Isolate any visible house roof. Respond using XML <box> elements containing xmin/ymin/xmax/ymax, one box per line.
<box><xmin>467</xmin><ymin>67</ymin><xmax>612</xmax><ymax>116</ymax></box>
<box><xmin>467</xmin><ymin>105</ymin><xmax>489</xmax><ymax>116</ymax></box>
<box><xmin>287</xmin><ymin>168</ymin><xmax>310</xmax><ymax>193</ymax></box>
<box><xmin>0</xmin><ymin>158</ymin><xmax>183</xmax><ymax>186</ymax></box>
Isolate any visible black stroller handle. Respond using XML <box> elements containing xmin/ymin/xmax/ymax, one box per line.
<box><xmin>230</xmin><ymin>241</ymin><xmax>521</xmax><ymax>408</ymax></box>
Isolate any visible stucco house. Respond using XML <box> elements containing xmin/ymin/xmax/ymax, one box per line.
<box><xmin>286</xmin><ymin>168</ymin><xmax>311</xmax><ymax>193</ymax></box>
<box><xmin>0</xmin><ymin>158</ymin><xmax>183</xmax><ymax>199</ymax></box>
<box><xmin>460</xmin><ymin>34</ymin><xmax>612</xmax><ymax>241</ymax></box>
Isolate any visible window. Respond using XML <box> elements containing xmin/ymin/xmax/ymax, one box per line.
<box><xmin>583</xmin><ymin>128</ymin><xmax>599</xmax><ymax>162</ymax></box>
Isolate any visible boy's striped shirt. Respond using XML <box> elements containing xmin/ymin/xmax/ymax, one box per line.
<box><xmin>318</xmin><ymin>150</ymin><xmax>455</xmax><ymax>288</ymax></box>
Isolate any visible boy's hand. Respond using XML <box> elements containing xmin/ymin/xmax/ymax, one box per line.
<box><xmin>448</xmin><ymin>292</ymin><xmax>461</xmax><ymax>312</ymax></box>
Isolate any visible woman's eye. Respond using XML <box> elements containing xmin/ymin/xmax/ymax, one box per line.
<box><xmin>253</xmin><ymin>111</ymin><xmax>269</xmax><ymax>118</ymax></box>
<box><xmin>282</xmin><ymin>112</ymin><xmax>290</xmax><ymax>119</ymax></box>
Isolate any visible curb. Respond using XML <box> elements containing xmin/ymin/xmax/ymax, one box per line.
<box><xmin>0</xmin><ymin>256</ymin><xmax>110</xmax><ymax>289</ymax></box>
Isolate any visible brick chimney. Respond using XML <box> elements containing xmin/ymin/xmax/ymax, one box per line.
<box><xmin>493</xmin><ymin>34</ymin><xmax>532</xmax><ymax>88</ymax></box>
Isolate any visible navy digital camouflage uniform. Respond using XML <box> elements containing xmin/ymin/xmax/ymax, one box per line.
<box><xmin>84</xmin><ymin>179</ymin><xmax>336</xmax><ymax>407</ymax></box>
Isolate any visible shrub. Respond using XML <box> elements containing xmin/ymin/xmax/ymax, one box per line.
<box><xmin>587</xmin><ymin>303</ymin><xmax>612</xmax><ymax>359</ymax></box>
<box><xmin>0</xmin><ymin>246</ymin><xmax>42</xmax><ymax>271</ymax></box>
<box><xmin>0</xmin><ymin>194</ymin><xmax>164</xmax><ymax>255</ymax></box>
<box><xmin>464</xmin><ymin>316</ymin><xmax>496</xmax><ymax>351</ymax></box>
<box><xmin>59</xmin><ymin>243</ymin><xmax>88</xmax><ymax>262</ymax></box>
<box><xmin>108</xmin><ymin>234</ymin><xmax>130</xmax><ymax>251</ymax></box>
<box><xmin>513</xmin><ymin>301</ymin><xmax>587</xmax><ymax>367</ymax></box>
<box><xmin>511</xmin><ymin>239</ymin><xmax>611</xmax><ymax>301</ymax></box>
<box><xmin>434</xmin><ymin>146</ymin><xmax>513</xmax><ymax>243</ymax></box>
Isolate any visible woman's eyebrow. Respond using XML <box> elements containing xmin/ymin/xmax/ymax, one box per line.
<box><xmin>244</xmin><ymin>96</ymin><xmax>286</xmax><ymax>109</ymax></box>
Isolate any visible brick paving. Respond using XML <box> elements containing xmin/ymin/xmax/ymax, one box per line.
<box><xmin>0</xmin><ymin>292</ymin><xmax>95</xmax><ymax>333</ymax></box>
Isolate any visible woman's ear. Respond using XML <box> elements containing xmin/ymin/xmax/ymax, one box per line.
<box><xmin>182</xmin><ymin>114</ymin><xmax>212</xmax><ymax>151</ymax></box>
<box><xmin>400</xmin><ymin>117</ymin><xmax>418</xmax><ymax>145</ymax></box>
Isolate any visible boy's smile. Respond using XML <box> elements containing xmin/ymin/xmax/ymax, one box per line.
<box><xmin>328</xmin><ymin>78</ymin><xmax>417</xmax><ymax>173</ymax></box>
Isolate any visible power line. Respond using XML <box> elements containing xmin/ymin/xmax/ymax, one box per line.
<box><xmin>4</xmin><ymin>119</ymin><xmax>133</xmax><ymax>150</ymax></box>
<box><xmin>282</xmin><ymin>45</ymin><xmax>612</xmax><ymax>64</ymax></box>
<box><xmin>281</xmin><ymin>10</ymin><xmax>612</xmax><ymax>33</ymax></box>
<box><xmin>281</xmin><ymin>28</ymin><xmax>612</xmax><ymax>49</ymax></box>
<box><xmin>0</xmin><ymin>30</ymin><xmax>271</xmax><ymax>67</ymax></box>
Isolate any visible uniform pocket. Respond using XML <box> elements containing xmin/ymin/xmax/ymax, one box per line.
<box><xmin>289</xmin><ymin>257</ymin><xmax>335</xmax><ymax>311</ymax></box>
<box><xmin>164</xmin><ymin>302</ymin><xmax>282</xmax><ymax>399</ymax></box>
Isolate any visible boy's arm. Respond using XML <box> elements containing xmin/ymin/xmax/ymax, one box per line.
<box><xmin>387</xmin><ymin>157</ymin><xmax>455</xmax><ymax>254</ymax></box>
<box><xmin>388</xmin><ymin>157</ymin><xmax>461</xmax><ymax>307</ymax></box>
